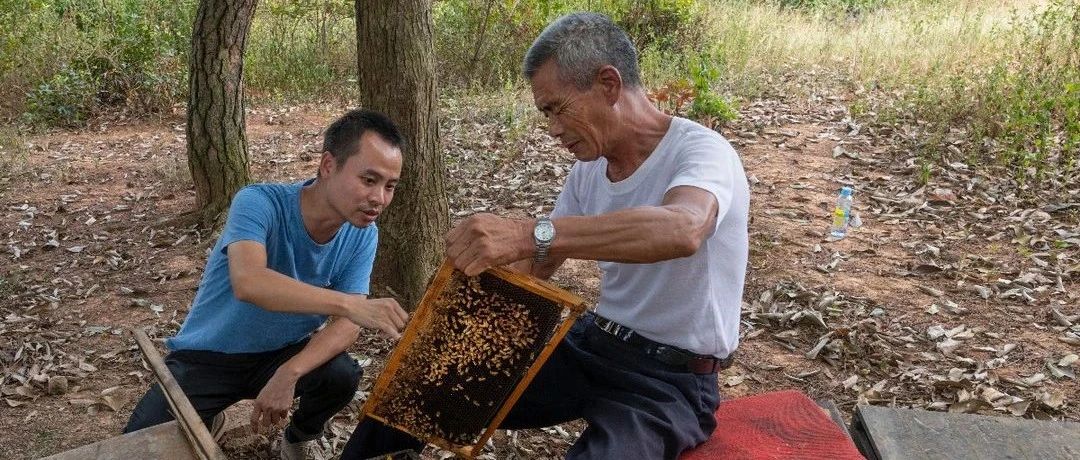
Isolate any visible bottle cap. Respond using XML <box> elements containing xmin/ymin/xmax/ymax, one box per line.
<box><xmin>840</xmin><ymin>186</ymin><xmax>853</xmax><ymax>197</ymax></box>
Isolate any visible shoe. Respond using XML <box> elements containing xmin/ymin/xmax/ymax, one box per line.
<box><xmin>209</xmin><ymin>411</ymin><xmax>227</xmax><ymax>442</ymax></box>
<box><xmin>278</xmin><ymin>432</ymin><xmax>311</xmax><ymax>460</ymax></box>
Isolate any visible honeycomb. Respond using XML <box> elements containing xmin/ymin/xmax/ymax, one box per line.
<box><xmin>367</xmin><ymin>269</ymin><xmax>576</xmax><ymax>450</ymax></box>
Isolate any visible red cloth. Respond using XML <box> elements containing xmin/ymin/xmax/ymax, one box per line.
<box><xmin>680</xmin><ymin>390</ymin><xmax>865</xmax><ymax>460</ymax></box>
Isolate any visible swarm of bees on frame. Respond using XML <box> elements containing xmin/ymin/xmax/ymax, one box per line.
<box><xmin>371</xmin><ymin>272</ymin><xmax>564</xmax><ymax>445</ymax></box>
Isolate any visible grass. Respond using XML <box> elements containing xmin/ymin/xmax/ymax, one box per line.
<box><xmin>688</xmin><ymin>0</ymin><xmax>1038</xmax><ymax>97</ymax></box>
<box><xmin>685</xmin><ymin>0</ymin><xmax>1077</xmax><ymax>190</ymax></box>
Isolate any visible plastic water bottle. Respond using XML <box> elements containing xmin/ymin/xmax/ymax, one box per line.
<box><xmin>829</xmin><ymin>186</ymin><xmax>854</xmax><ymax>240</ymax></box>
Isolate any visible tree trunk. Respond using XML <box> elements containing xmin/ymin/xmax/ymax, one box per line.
<box><xmin>356</xmin><ymin>0</ymin><xmax>449</xmax><ymax>309</ymax></box>
<box><xmin>187</xmin><ymin>0</ymin><xmax>256</xmax><ymax>226</ymax></box>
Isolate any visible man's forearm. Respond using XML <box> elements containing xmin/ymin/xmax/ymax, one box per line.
<box><xmin>232</xmin><ymin>266</ymin><xmax>351</xmax><ymax>316</ymax></box>
<box><xmin>545</xmin><ymin>186</ymin><xmax>718</xmax><ymax>264</ymax></box>
<box><xmin>448</xmin><ymin>185</ymin><xmax>716</xmax><ymax>276</ymax></box>
<box><xmin>276</xmin><ymin>317</ymin><xmax>360</xmax><ymax>380</ymax></box>
<box><xmin>549</xmin><ymin>206</ymin><xmax>703</xmax><ymax>263</ymax></box>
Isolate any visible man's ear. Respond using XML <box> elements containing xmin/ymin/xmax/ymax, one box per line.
<box><xmin>319</xmin><ymin>152</ymin><xmax>336</xmax><ymax>177</ymax></box>
<box><xmin>596</xmin><ymin>65</ymin><xmax>623</xmax><ymax>105</ymax></box>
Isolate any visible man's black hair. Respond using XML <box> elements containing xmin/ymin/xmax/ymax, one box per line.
<box><xmin>322</xmin><ymin>108</ymin><xmax>403</xmax><ymax>167</ymax></box>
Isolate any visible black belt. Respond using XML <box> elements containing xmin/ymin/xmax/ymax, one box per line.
<box><xmin>590</xmin><ymin>314</ymin><xmax>734</xmax><ymax>375</ymax></box>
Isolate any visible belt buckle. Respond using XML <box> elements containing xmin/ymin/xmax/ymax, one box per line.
<box><xmin>689</xmin><ymin>353</ymin><xmax>735</xmax><ymax>374</ymax></box>
<box><xmin>687</xmin><ymin>357</ymin><xmax>719</xmax><ymax>374</ymax></box>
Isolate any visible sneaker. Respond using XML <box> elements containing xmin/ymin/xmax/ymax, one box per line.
<box><xmin>209</xmin><ymin>412</ymin><xmax>227</xmax><ymax>442</ymax></box>
<box><xmin>278</xmin><ymin>433</ymin><xmax>311</xmax><ymax>460</ymax></box>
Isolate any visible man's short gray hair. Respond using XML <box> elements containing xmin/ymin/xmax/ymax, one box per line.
<box><xmin>523</xmin><ymin>12</ymin><xmax>642</xmax><ymax>90</ymax></box>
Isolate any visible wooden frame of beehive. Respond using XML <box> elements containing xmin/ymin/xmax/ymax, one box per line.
<box><xmin>358</xmin><ymin>259</ymin><xmax>587</xmax><ymax>458</ymax></box>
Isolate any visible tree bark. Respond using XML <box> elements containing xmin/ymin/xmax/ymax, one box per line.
<box><xmin>187</xmin><ymin>0</ymin><xmax>256</xmax><ymax>226</ymax></box>
<box><xmin>356</xmin><ymin>0</ymin><xmax>449</xmax><ymax>309</ymax></box>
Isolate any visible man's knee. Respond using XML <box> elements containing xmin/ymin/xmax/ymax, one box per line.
<box><xmin>123</xmin><ymin>384</ymin><xmax>173</xmax><ymax>434</ymax></box>
<box><xmin>306</xmin><ymin>354</ymin><xmax>362</xmax><ymax>396</ymax></box>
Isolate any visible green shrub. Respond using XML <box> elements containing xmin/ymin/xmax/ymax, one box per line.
<box><xmin>688</xmin><ymin>56</ymin><xmax>738</xmax><ymax>123</ymax></box>
<box><xmin>245</xmin><ymin>0</ymin><xmax>356</xmax><ymax>100</ymax></box>
<box><xmin>23</xmin><ymin>65</ymin><xmax>98</xmax><ymax>127</ymax></box>
<box><xmin>5</xmin><ymin>0</ymin><xmax>707</xmax><ymax>123</ymax></box>
<box><xmin>985</xmin><ymin>0</ymin><xmax>1079</xmax><ymax>182</ymax></box>
<box><xmin>4</xmin><ymin>0</ymin><xmax>194</xmax><ymax>127</ymax></box>
<box><xmin>433</xmin><ymin>0</ymin><xmax>707</xmax><ymax>89</ymax></box>
<box><xmin>611</xmin><ymin>0</ymin><xmax>704</xmax><ymax>52</ymax></box>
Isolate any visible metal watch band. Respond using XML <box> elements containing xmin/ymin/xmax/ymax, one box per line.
<box><xmin>535</xmin><ymin>243</ymin><xmax>550</xmax><ymax>263</ymax></box>
<box><xmin>534</xmin><ymin>217</ymin><xmax>553</xmax><ymax>263</ymax></box>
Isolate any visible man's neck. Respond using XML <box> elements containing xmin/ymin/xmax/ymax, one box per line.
<box><xmin>605</xmin><ymin>93</ymin><xmax>672</xmax><ymax>183</ymax></box>
<box><xmin>300</xmin><ymin>181</ymin><xmax>344</xmax><ymax>244</ymax></box>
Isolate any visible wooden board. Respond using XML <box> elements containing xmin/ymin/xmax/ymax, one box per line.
<box><xmin>40</xmin><ymin>421</ymin><xmax>199</xmax><ymax>460</ymax></box>
<box><xmin>851</xmin><ymin>405</ymin><xmax>1080</xmax><ymax>460</ymax></box>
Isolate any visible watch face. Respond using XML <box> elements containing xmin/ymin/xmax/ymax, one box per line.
<box><xmin>534</xmin><ymin>223</ymin><xmax>554</xmax><ymax>241</ymax></box>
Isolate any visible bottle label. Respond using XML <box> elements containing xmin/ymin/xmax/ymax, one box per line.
<box><xmin>832</xmin><ymin>207</ymin><xmax>847</xmax><ymax>228</ymax></box>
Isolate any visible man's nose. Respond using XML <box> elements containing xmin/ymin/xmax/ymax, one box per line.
<box><xmin>547</xmin><ymin>117</ymin><xmax>564</xmax><ymax>138</ymax></box>
<box><xmin>368</xmin><ymin>187</ymin><xmax>389</xmax><ymax>207</ymax></box>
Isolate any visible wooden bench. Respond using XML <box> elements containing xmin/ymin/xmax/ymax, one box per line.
<box><xmin>850</xmin><ymin>405</ymin><xmax>1080</xmax><ymax>460</ymax></box>
<box><xmin>41</xmin><ymin>420</ymin><xmax>202</xmax><ymax>460</ymax></box>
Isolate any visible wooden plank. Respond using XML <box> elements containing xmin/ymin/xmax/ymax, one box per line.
<box><xmin>853</xmin><ymin>405</ymin><xmax>1080</xmax><ymax>460</ymax></box>
<box><xmin>133</xmin><ymin>329</ymin><xmax>227</xmax><ymax>460</ymax></box>
<box><xmin>41</xmin><ymin>421</ymin><xmax>199</xmax><ymax>460</ymax></box>
<box><xmin>848</xmin><ymin>409</ymin><xmax>880</xmax><ymax>460</ymax></box>
<box><xmin>486</xmin><ymin>265</ymin><xmax>587</xmax><ymax>313</ymax></box>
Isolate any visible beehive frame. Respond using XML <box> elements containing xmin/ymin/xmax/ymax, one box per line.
<box><xmin>359</xmin><ymin>259</ymin><xmax>587</xmax><ymax>458</ymax></box>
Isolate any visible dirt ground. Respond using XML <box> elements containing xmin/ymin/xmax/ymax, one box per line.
<box><xmin>1</xmin><ymin>97</ymin><xmax>1076</xmax><ymax>459</ymax></box>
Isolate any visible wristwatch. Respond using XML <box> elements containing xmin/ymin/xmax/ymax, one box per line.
<box><xmin>533</xmin><ymin>217</ymin><xmax>555</xmax><ymax>263</ymax></box>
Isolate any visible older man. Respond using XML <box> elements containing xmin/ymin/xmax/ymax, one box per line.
<box><xmin>344</xmin><ymin>12</ymin><xmax>749</xmax><ymax>459</ymax></box>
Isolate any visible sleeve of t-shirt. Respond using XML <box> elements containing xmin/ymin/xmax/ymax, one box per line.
<box><xmin>218</xmin><ymin>186</ymin><xmax>275</xmax><ymax>255</ymax></box>
<box><xmin>551</xmin><ymin>162</ymin><xmax>584</xmax><ymax>218</ymax></box>
<box><xmin>666</xmin><ymin>135</ymin><xmax>737</xmax><ymax>234</ymax></box>
<box><xmin>333</xmin><ymin>225</ymin><xmax>378</xmax><ymax>295</ymax></box>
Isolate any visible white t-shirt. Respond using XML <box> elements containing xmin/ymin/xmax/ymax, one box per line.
<box><xmin>552</xmin><ymin>117</ymin><xmax>749</xmax><ymax>358</ymax></box>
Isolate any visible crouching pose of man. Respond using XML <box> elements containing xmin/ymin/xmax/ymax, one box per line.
<box><xmin>342</xmin><ymin>12</ymin><xmax>749</xmax><ymax>460</ymax></box>
<box><xmin>124</xmin><ymin>109</ymin><xmax>410</xmax><ymax>460</ymax></box>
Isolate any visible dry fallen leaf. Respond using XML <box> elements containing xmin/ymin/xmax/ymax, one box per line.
<box><xmin>47</xmin><ymin>376</ymin><xmax>69</xmax><ymax>395</ymax></box>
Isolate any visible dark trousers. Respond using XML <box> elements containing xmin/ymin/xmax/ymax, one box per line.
<box><xmin>342</xmin><ymin>316</ymin><xmax>720</xmax><ymax>460</ymax></box>
<box><xmin>124</xmin><ymin>339</ymin><xmax>362</xmax><ymax>442</ymax></box>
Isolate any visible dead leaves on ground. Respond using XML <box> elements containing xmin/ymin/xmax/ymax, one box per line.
<box><xmin>732</xmin><ymin>91</ymin><xmax>1078</xmax><ymax>423</ymax></box>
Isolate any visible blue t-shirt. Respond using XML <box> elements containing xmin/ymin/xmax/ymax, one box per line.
<box><xmin>167</xmin><ymin>180</ymin><xmax>377</xmax><ymax>353</ymax></box>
